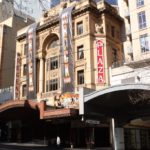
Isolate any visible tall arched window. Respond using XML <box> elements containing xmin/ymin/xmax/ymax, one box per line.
<box><xmin>47</xmin><ymin>37</ymin><xmax>59</xmax><ymax>49</ymax></box>
<box><xmin>45</xmin><ymin>35</ymin><xmax>60</xmax><ymax>92</ymax></box>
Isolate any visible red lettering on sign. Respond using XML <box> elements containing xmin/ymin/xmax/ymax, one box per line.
<box><xmin>96</xmin><ymin>40</ymin><xmax>105</xmax><ymax>84</ymax></box>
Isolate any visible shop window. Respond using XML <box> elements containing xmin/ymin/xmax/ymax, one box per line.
<box><xmin>77</xmin><ymin>45</ymin><xmax>84</xmax><ymax>59</ymax></box>
<box><xmin>138</xmin><ymin>11</ymin><xmax>147</xmax><ymax>29</ymax></box>
<box><xmin>23</xmin><ymin>64</ymin><xmax>27</xmax><ymax>76</ymax></box>
<box><xmin>22</xmin><ymin>84</ymin><xmax>27</xmax><ymax>97</ymax></box>
<box><xmin>77</xmin><ymin>70</ymin><xmax>84</xmax><ymax>85</ymax></box>
<box><xmin>140</xmin><ymin>34</ymin><xmax>149</xmax><ymax>53</ymax></box>
<box><xmin>77</xmin><ymin>21</ymin><xmax>83</xmax><ymax>35</ymax></box>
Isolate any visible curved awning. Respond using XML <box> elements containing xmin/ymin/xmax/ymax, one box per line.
<box><xmin>0</xmin><ymin>100</ymin><xmax>78</xmax><ymax>121</ymax></box>
<box><xmin>83</xmin><ymin>84</ymin><xmax>150</xmax><ymax>124</ymax></box>
<box><xmin>0</xmin><ymin>100</ymin><xmax>40</xmax><ymax>121</ymax></box>
<box><xmin>85</xmin><ymin>84</ymin><xmax>150</xmax><ymax>102</ymax></box>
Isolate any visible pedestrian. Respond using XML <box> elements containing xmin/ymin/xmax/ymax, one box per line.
<box><xmin>56</xmin><ymin>136</ymin><xmax>61</xmax><ymax>148</ymax></box>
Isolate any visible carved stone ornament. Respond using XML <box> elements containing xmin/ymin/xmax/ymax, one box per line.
<box><xmin>95</xmin><ymin>23</ymin><xmax>104</xmax><ymax>34</ymax></box>
<box><xmin>49</xmin><ymin>8</ymin><xmax>58</xmax><ymax>17</ymax></box>
<box><xmin>51</xmin><ymin>71</ymin><xmax>58</xmax><ymax>78</ymax></box>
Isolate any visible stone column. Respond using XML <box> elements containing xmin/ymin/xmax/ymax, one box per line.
<box><xmin>39</xmin><ymin>58</ymin><xmax>44</xmax><ymax>93</ymax></box>
<box><xmin>110</xmin><ymin>118</ymin><xmax>117</xmax><ymax>150</ymax></box>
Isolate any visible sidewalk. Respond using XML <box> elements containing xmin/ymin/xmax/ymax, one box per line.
<box><xmin>0</xmin><ymin>142</ymin><xmax>112</xmax><ymax>150</ymax></box>
<box><xmin>0</xmin><ymin>142</ymin><xmax>49</xmax><ymax>150</ymax></box>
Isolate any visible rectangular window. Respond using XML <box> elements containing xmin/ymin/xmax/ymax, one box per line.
<box><xmin>50</xmin><ymin>78</ymin><xmax>58</xmax><ymax>91</ymax></box>
<box><xmin>77</xmin><ymin>70</ymin><xmax>84</xmax><ymax>85</ymax></box>
<box><xmin>138</xmin><ymin>11</ymin><xmax>147</xmax><ymax>29</ymax></box>
<box><xmin>24</xmin><ymin>43</ymin><xmax>28</xmax><ymax>55</ymax></box>
<box><xmin>140</xmin><ymin>34</ymin><xmax>149</xmax><ymax>53</ymax></box>
<box><xmin>112</xmin><ymin>49</ymin><xmax>118</xmax><ymax>62</ymax></box>
<box><xmin>50</xmin><ymin>57</ymin><xmax>58</xmax><ymax>70</ymax></box>
<box><xmin>111</xmin><ymin>26</ymin><xmax>115</xmax><ymax>38</ymax></box>
<box><xmin>137</xmin><ymin>0</ymin><xmax>144</xmax><ymax>7</ymax></box>
<box><xmin>22</xmin><ymin>84</ymin><xmax>27</xmax><ymax>97</ymax></box>
<box><xmin>77</xmin><ymin>45</ymin><xmax>84</xmax><ymax>59</ymax></box>
<box><xmin>23</xmin><ymin>64</ymin><xmax>27</xmax><ymax>76</ymax></box>
<box><xmin>112</xmin><ymin>48</ymin><xmax>119</xmax><ymax>67</ymax></box>
<box><xmin>77</xmin><ymin>21</ymin><xmax>83</xmax><ymax>35</ymax></box>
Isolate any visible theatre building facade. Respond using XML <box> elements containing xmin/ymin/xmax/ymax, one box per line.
<box><xmin>16</xmin><ymin>0</ymin><xmax>123</xmax><ymax>101</ymax></box>
<box><xmin>0</xmin><ymin>0</ymin><xmax>127</xmax><ymax>149</ymax></box>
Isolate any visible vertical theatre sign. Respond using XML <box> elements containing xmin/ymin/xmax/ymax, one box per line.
<box><xmin>96</xmin><ymin>40</ymin><xmax>105</xmax><ymax>84</ymax></box>
<box><xmin>60</xmin><ymin>6</ymin><xmax>74</xmax><ymax>92</ymax></box>
<box><xmin>0</xmin><ymin>25</ymin><xmax>3</xmax><ymax>69</ymax></box>
<box><xmin>14</xmin><ymin>53</ymin><xmax>21</xmax><ymax>99</ymax></box>
<box><xmin>26</xmin><ymin>24</ymin><xmax>37</xmax><ymax>99</ymax></box>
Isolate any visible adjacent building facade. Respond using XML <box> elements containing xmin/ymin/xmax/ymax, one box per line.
<box><xmin>110</xmin><ymin>0</ymin><xmax>150</xmax><ymax>149</ymax></box>
<box><xmin>0</xmin><ymin>0</ymin><xmax>34</xmax><ymax>101</ymax></box>
<box><xmin>114</xmin><ymin>0</ymin><xmax>150</xmax><ymax>85</ymax></box>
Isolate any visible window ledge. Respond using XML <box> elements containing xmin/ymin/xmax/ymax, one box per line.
<box><xmin>137</xmin><ymin>5</ymin><xmax>144</xmax><ymax>9</ymax></box>
<box><xmin>74</xmin><ymin>33</ymin><xmax>89</xmax><ymax>40</ymax></box>
<box><xmin>75</xmin><ymin>59</ymin><xmax>86</xmax><ymax>67</ymax></box>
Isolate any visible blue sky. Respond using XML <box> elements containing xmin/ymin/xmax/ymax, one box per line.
<box><xmin>14</xmin><ymin>0</ymin><xmax>118</xmax><ymax>19</ymax></box>
<box><xmin>14</xmin><ymin>0</ymin><xmax>49</xmax><ymax>18</ymax></box>
<box><xmin>106</xmin><ymin>0</ymin><xmax>117</xmax><ymax>5</ymax></box>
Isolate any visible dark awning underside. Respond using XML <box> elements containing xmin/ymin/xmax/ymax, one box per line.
<box><xmin>84</xmin><ymin>84</ymin><xmax>150</xmax><ymax>124</ymax></box>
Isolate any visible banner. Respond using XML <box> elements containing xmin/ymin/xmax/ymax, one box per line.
<box><xmin>60</xmin><ymin>93</ymin><xmax>79</xmax><ymax>109</ymax></box>
<box><xmin>60</xmin><ymin>6</ymin><xmax>74</xmax><ymax>92</ymax></box>
<box><xmin>53</xmin><ymin>93</ymin><xmax>79</xmax><ymax>109</ymax></box>
<box><xmin>26</xmin><ymin>23</ymin><xmax>37</xmax><ymax>99</ymax></box>
<box><xmin>14</xmin><ymin>53</ymin><xmax>21</xmax><ymax>99</ymax></box>
<box><xmin>0</xmin><ymin>25</ymin><xmax>3</xmax><ymax>69</ymax></box>
<box><xmin>96</xmin><ymin>40</ymin><xmax>105</xmax><ymax>84</ymax></box>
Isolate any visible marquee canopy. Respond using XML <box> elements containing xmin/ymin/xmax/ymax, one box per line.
<box><xmin>83</xmin><ymin>84</ymin><xmax>150</xmax><ymax>124</ymax></box>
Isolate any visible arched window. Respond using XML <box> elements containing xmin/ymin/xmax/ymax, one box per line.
<box><xmin>45</xmin><ymin>35</ymin><xmax>60</xmax><ymax>92</ymax></box>
<box><xmin>48</xmin><ymin>37</ymin><xmax>59</xmax><ymax>49</ymax></box>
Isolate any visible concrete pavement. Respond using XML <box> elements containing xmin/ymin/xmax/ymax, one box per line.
<box><xmin>0</xmin><ymin>142</ymin><xmax>112</xmax><ymax>150</ymax></box>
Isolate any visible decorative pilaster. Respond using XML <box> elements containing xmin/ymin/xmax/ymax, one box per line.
<box><xmin>39</xmin><ymin>58</ymin><xmax>44</xmax><ymax>93</ymax></box>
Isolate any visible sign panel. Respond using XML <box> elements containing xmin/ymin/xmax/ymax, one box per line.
<box><xmin>0</xmin><ymin>25</ymin><xmax>3</xmax><ymax>69</ymax></box>
<box><xmin>96</xmin><ymin>40</ymin><xmax>105</xmax><ymax>84</ymax></box>
<box><xmin>41</xmin><ymin>93</ymin><xmax>79</xmax><ymax>109</ymax></box>
<box><xmin>14</xmin><ymin>53</ymin><xmax>21</xmax><ymax>99</ymax></box>
<box><xmin>60</xmin><ymin>93</ymin><xmax>79</xmax><ymax>108</ymax></box>
<box><xmin>26</xmin><ymin>23</ymin><xmax>37</xmax><ymax>99</ymax></box>
<box><xmin>60</xmin><ymin>6</ymin><xmax>74</xmax><ymax>92</ymax></box>
<box><xmin>86</xmin><ymin>119</ymin><xmax>100</xmax><ymax>125</ymax></box>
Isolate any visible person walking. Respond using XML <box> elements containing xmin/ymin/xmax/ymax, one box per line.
<box><xmin>56</xmin><ymin>136</ymin><xmax>61</xmax><ymax>149</ymax></box>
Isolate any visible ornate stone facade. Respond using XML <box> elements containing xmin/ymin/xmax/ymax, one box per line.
<box><xmin>16</xmin><ymin>0</ymin><xmax>123</xmax><ymax>106</ymax></box>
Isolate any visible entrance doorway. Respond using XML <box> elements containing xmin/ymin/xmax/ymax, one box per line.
<box><xmin>124</xmin><ymin>128</ymin><xmax>150</xmax><ymax>150</ymax></box>
<box><xmin>95</xmin><ymin>127</ymin><xmax>110</xmax><ymax>147</ymax></box>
